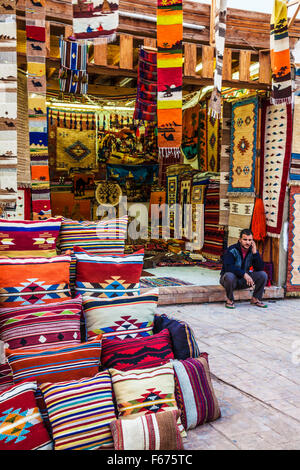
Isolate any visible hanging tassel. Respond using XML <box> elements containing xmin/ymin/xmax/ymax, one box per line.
<box><xmin>251</xmin><ymin>197</ymin><xmax>267</xmax><ymax>241</ymax></box>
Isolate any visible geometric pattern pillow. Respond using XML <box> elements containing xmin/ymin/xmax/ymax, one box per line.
<box><xmin>101</xmin><ymin>329</ymin><xmax>174</xmax><ymax>371</ymax></box>
<box><xmin>74</xmin><ymin>247</ymin><xmax>144</xmax><ymax>299</ymax></box>
<box><xmin>39</xmin><ymin>371</ymin><xmax>116</xmax><ymax>450</ymax></box>
<box><xmin>172</xmin><ymin>354</ymin><xmax>221</xmax><ymax>430</ymax></box>
<box><xmin>110</xmin><ymin>410</ymin><xmax>183</xmax><ymax>450</ymax></box>
<box><xmin>82</xmin><ymin>289</ymin><xmax>158</xmax><ymax>341</ymax></box>
<box><xmin>0</xmin><ymin>254</ymin><xmax>72</xmax><ymax>308</ymax></box>
<box><xmin>0</xmin><ymin>217</ymin><xmax>62</xmax><ymax>258</ymax></box>
<box><xmin>5</xmin><ymin>336</ymin><xmax>102</xmax><ymax>385</ymax></box>
<box><xmin>0</xmin><ymin>382</ymin><xmax>52</xmax><ymax>450</ymax></box>
<box><xmin>154</xmin><ymin>313</ymin><xmax>200</xmax><ymax>360</ymax></box>
<box><xmin>0</xmin><ymin>309</ymin><xmax>82</xmax><ymax>350</ymax></box>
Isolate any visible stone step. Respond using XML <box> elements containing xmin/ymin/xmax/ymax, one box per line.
<box><xmin>141</xmin><ymin>285</ymin><xmax>284</xmax><ymax>306</ymax></box>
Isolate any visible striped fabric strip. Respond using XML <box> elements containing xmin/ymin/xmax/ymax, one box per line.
<box><xmin>172</xmin><ymin>355</ymin><xmax>221</xmax><ymax>430</ymax></box>
<box><xmin>6</xmin><ymin>337</ymin><xmax>102</xmax><ymax>384</ymax></box>
<box><xmin>39</xmin><ymin>371</ymin><xmax>116</xmax><ymax>450</ymax></box>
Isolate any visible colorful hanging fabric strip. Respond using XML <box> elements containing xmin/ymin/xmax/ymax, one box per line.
<box><xmin>59</xmin><ymin>38</ymin><xmax>88</xmax><ymax>95</ymax></box>
<box><xmin>286</xmin><ymin>185</ymin><xmax>300</xmax><ymax>296</ymax></box>
<box><xmin>260</xmin><ymin>99</ymin><xmax>292</xmax><ymax>237</ymax></box>
<box><xmin>157</xmin><ymin>0</ymin><xmax>183</xmax><ymax>183</ymax></box>
<box><xmin>219</xmin><ymin>101</ymin><xmax>231</xmax><ymax>226</ymax></box>
<box><xmin>270</xmin><ymin>0</ymin><xmax>292</xmax><ymax>105</ymax></box>
<box><xmin>72</xmin><ymin>0</ymin><xmax>119</xmax><ymax>44</ymax></box>
<box><xmin>26</xmin><ymin>0</ymin><xmax>51</xmax><ymax>220</ymax></box>
<box><xmin>290</xmin><ymin>95</ymin><xmax>300</xmax><ymax>182</ymax></box>
<box><xmin>0</xmin><ymin>0</ymin><xmax>18</xmax><ymax>212</ymax></box>
<box><xmin>133</xmin><ymin>47</ymin><xmax>157</xmax><ymax>122</ymax></box>
<box><xmin>208</xmin><ymin>0</ymin><xmax>228</xmax><ymax>118</ymax></box>
<box><xmin>206</xmin><ymin>107</ymin><xmax>220</xmax><ymax>172</ymax></box>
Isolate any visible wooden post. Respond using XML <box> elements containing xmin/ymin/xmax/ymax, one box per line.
<box><xmin>45</xmin><ymin>21</ymin><xmax>51</xmax><ymax>56</ymax></box>
<box><xmin>94</xmin><ymin>44</ymin><xmax>108</xmax><ymax>66</ymax></box>
<box><xmin>143</xmin><ymin>38</ymin><xmax>157</xmax><ymax>50</ymax></box>
<box><xmin>202</xmin><ymin>45</ymin><xmax>215</xmax><ymax>78</ymax></box>
<box><xmin>239</xmin><ymin>50</ymin><xmax>252</xmax><ymax>82</ymax></box>
<box><xmin>210</xmin><ymin>0</ymin><xmax>216</xmax><ymax>46</ymax></box>
<box><xmin>222</xmin><ymin>48</ymin><xmax>232</xmax><ymax>80</ymax></box>
<box><xmin>184</xmin><ymin>43</ymin><xmax>197</xmax><ymax>77</ymax></box>
<box><xmin>259</xmin><ymin>50</ymin><xmax>271</xmax><ymax>84</ymax></box>
<box><xmin>119</xmin><ymin>34</ymin><xmax>133</xmax><ymax>70</ymax></box>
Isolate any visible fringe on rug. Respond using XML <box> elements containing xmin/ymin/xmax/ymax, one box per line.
<box><xmin>159</xmin><ymin>147</ymin><xmax>182</xmax><ymax>159</ymax></box>
<box><xmin>270</xmin><ymin>96</ymin><xmax>293</xmax><ymax>105</ymax></box>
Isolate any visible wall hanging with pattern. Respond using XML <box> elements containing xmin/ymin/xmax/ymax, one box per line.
<box><xmin>59</xmin><ymin>38</ymin><xmax>88</xmax><ymax>95</ymax></box>
<box><xmin>134</xmin><ymin>47</ymin><xmax>157</xmax><ymax>122</ymax></box>
<box><xmin>286</xmin><ymin>185</ymin><xmax>300</xmax><ymax>296</ymax></box>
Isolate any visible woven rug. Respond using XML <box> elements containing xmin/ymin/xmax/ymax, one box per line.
<box><xmin>260</xmin><ymin>99</ymin><xmax>292</xmax><ymax>237</ymax></box>
<box><xmin>157</xmin><ymin>0</ymin><xmax>183</xmax><ymax>181</ymax></box>
<box><xmin>202</xmin><ymin>182</ymin><xmax>225</xmax><ymax>260</ymax></box>
<box><xmin>286</xmin><ymin>185</ymin><xmax>300</xmax><ymax>295</ymax></box>
<box><xmin>140</xmin><ymin>277</ymin><xmax>192</xmax><ymax>288</ymax></box>
<box><xmin>72</xmin><ymin>0</ymin><xmax>119</xmax><ymax>44</ymax></box>
<box><xmin>167</xmin><ymin>174</ymin><xmax>179</xmax><ymax>230</ymax></box>
<box><xmin>56</xmin><ymin>127</ymin><xmax>97</xmax><ymax>172</ymax></box>
<box><xmin>26</xmin><ymin>0</ymin><xmax>51</xmax><ymax>220</ymax></box>
<box><xmin>182</xmin><ymin>104</ymin><xmax>202</xmax><ymax>170</ymax></box>
<box><xmin>228</xmin><ymin>97</ymin><xmax>258</xmax><ymax>195</ymax></box>
<box><xmin>219</xmin><ymin>101</ymin><xmax>231</xmax><ymax>225</ymax></box>
<box><xmin>179</xmin><ymin>176</ymin><xmax>192</xmax><ymax>239</ymax></box>
<box><xmin>206</xmin><ymin>111</ymin><xmax>220</xmax><ymax>172</ymax></box>
<box><xmin>134</xmin><ymin>47</ymin><xmax>157</xmax><ymax>122</ymax></box>
<box><xmin>187</xmin><ymin>181</ymin><xmax>206</xmax><ymax>251</ymax></box>
<box><xmin>290</xmin><ymin>95</ymin><xmax>300</xmax><ymax>182</ymax></box>
<box><xmin>270</xmin><ymin>0</ymin><xmax>292</xmax><ymax>105</ymax></box>
<box><xmin>59</xmin><ymin>38</ymin><xmax>88</xmax><ymax>94</ymax></box>
<box><xmin>0</xmin><ymin>1</ymin><xmax>18</xmax><ymax>211</ymax></box>
<box><xmin>227</xmin><ymin>194</ymin><xmax>255</xmax><ymax>246</ymax></box>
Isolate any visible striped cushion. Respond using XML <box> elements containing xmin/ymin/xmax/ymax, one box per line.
<box><xmin>0</xmin><ymin>217</ymin><xmax>62</xmax><ymax>258</ymax></box>
<box><xmin>0</xmin><ymin>382</ymin><xmax>52</xmax><ymax>450</ymax></box>
<box><xmin>101</xmin><ymin>329</ymin><xmax>174</xmax><ymax>371</ymax></box>
<box><xmin>154</xmin><ymin>313</ymin><xmax>200</xmax><ymax>360</ymax></box>
<box><xmin>74</xmin><ymin>247</ymin><xmax>144</xmax><ymax>298</ymax></box>
<box><xmin>82</xmin><ymin>290</ymin><xmax>158</xmax><ymax>341</ymax></box>
<box><xmin>39</xmin><ymin>371</ymin><xmax>116</xmax><ymax>450</ymax></box>
<box><xmin>0</xmin><ymin>254</ymin><xmax>72</xmax><ymax>308</ymax></box>
<box><xmin>110</xmin><ymin>410</ymin><xmax>183</xmax><ymax>450</ymax></box>
<box><xmin>59</xmin><ymin>216</ymin><xmax>128</xmax><ymax>288</ymax></box>
<box><xmin>6</xmin><ymin>337</ymin><xmax>102</xmax><ymax>384</ymax></box>
<box><xmin>172</xmin><ymin>355</ymin><xmax>221</xmax><ymax>430</ymax></box>
<box><xmin>0</xmin><ymin>362</ymin><xmax>13</xmax><ymax>393</ymax></box>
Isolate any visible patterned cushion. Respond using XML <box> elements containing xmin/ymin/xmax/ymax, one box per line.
<box><xmin>82</xmin><ymin>289</ymin><xmax>158</xmax><ymax>341</ymax></box>
<box><xmin>172</xmin><ymin>355</ymin><xmax>221</xmax><ymax>430</ymax></box>
<box><xmin>101</xmin><ymin>329</ymin><xmax>174</xmax><ymax>371</ymax></box>
<box><xmin>59</xmin><ymin>216</ymin><xmax>128</xmax><ymax>288</ymax></box>
<box><xmin>39</xmin><ymin>371</ymin><xmax>116</xmax><ymax>450</ymax></box>
<box><xmin>0</xmin><ymin>362</ymin><xmax>13</xmax><ymax>393</ymax></box>
<box><xmin>6</xmin><ymin>336</ymin><xmax>102</xmax><ymax>384</ymax></box>
<box><xmin>0</xmin><ymin>382</ymin><xmax>52</xmax><ymax>450</ymax></box>
<box><xmin>154</xmin><ymin>313</ymin><xmax>200</xmax><ymax>360</ymax></box>
<box><xmin>0</xmin><ymin>254</ymin><xmax>72</xmax><ymax>308</ymax></box>
<box><xmin>74</xmin><ymin>247</ymin><xmax>144</xmax><ymax>298</ymax></box>
<box><xmin>0</xmin><ymin>218</ymin><xmax>61</xmax><ymax>258</ymax></box>
<box><xmin>110</xmin><ymin>410</ymin><xmax>183</xmax><ymax>450</ymax></box>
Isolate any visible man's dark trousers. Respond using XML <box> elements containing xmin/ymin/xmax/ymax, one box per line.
<box><xmin>220</xmin><ymin>271</ymin><xmax>268</xmax><ymax>302</ymax></box>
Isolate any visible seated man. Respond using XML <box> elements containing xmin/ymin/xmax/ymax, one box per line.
<box><xmin>220</xmin><ymin>228</ymin><xmax>268</xmax><ymax>309</ymax></box>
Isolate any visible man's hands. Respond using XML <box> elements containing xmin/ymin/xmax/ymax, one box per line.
<box><xmin>244</xmin><ymin>273</ymin><xmax>254</xmax><ymax>287</ymax></box>
<box><xmin>251</xmin><ymin>240</ymin><xmax>257</xmax><ymax>254</ymax></box>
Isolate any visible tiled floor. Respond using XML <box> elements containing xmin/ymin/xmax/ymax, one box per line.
<box><xmin>157</xmin><ymin>298</ymin><xmax>300</xmax><ymax>450</ymax></box>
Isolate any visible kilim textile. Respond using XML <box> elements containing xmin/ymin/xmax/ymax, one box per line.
<box><xmin>227</xmin><ymin>193</ymin><xmax>255</xmax><ymax>246</ymax></box>
<box><xmin>290</xmin><ymin>95</ymin><xmax>300</xmax><ymax>182</ymax></box>
<box><xmin>180</xmin><ymin>176</ymin><xmax>193</xmax><ymax>239</ymax></box>
<box><xmin>157</xmin><ymin>0</ymin><xmax>183</xmax><ymax>181</ymax></box>
<box><xmin>187</xmin><ymin>181</ymin><xmax>206</xmax><ymax>251</ymax></box>
<box><xmin>0</xmin><ymin>382</ymin><xmax>52</xmax><ymax>450</ymax></box>
<box><xmin>260</xmin><ymin>99</ymin><xmax>292</xmax><ymax>237</ymax></box>
<box><xmin>59</xmin><ymin>38</ymin><xmax>88</xmax><ymax>94</ymax></box>
<box><xmin>1</xmin><ymin>187</ymin><xmax>31</xmax><ymax>221</ymax></box>
<box><xmin>270</xmin><ymin>0</ymin><xmax>292</xmax><ymax>105</ymax></box>
<box><xmin>172</xmin><ymin>355</ymin><xmax>221</xmax><ymax>430</ymax></box>
<box><xmin>202</xmin><ymin>183</ymin><xmax>225</xmax><ymax>260</ymax></box>
<box><xmin>74</xmin><ymin>247</ymin><xmax>144</xmax><ymax>298</ymax></box>
<box><xmin>110</xmin><ymin>410</ymin><xmax>183</xmax><ymax>450</ymax></box>
<box><xmin>206</xmin><ymin>111</ymin><xmax>220</xmax><ymax>172</ymax></box>
<box><xmin>182</xmin><ymin>104</ymin><xmax>206</xmax><ymax>170</ymax></box>
<box><xmin>82</xmin><ymin>289</ymin><xmax>158</xmax><ymax>341</ymax></box>
<box><xmin>286</xmin><ymin>186</ymin><xmax>300</xmax><ymax>295</ymax></box>
<box><xmin>140</xmin><ymin>277</ymin><xmax>192</xmax><ymax>287</ymax></box>
<box><xmin>219</xmin><ymin>101</ymin><xmax>231</xmax><ymax>225</ymax></box>
<box><xmin>101</xmin><ymin>328</ymin><xmax>174</xmax><ymax>371</ymax></box>
<box><xmin>56</xmin><ymin>127</ymin><xmax>97</xmax><ymax>172</ymax></box>
<box><xmin>167</xmin><ymin>174</ymin><xmax>179</xmax><ymax>230</ymax></box>
<box><xmin>39</xmin><ymin>372</ymin><xmax>116</xmax><ymax>450</ymax></box>
<box><xmin>0</xmin><ymin>1</ymin><xmax>18</xmax><ymax>211</ymax></box>
<box><xmin>72</xmin><ymin>0</ymin><xmax>119</xmax><ymax>44</ymax></box>
<box><xmin>25</xmin><ymin>0</ymin><xmax>51</xmax><ymax>219</ymax></box>
<box><xmin>228</xmin><ymin>97</ymin><xmax>258</xmax><ymax>195</ymax></box>
<box><xmin>17</xmin><ymin>71</ymin><xmax>31</xmax><ymax>187</ymax></box>
<box><xmin>133</xmin><ymin>47</ymin><xmax>157</xmax><ymax>122</ymax></box>
<box><xmin>5</xmin><ymin>336</ymin><xmax>102</xmax><ymax>384</ymax></box>
<box><xmin>0</xmin><ymin>254</ymin><xmax>72</xmax><ymax>308</ymax></box>
<box><xmin>208</xmin><ymin>0</ymin><xmax>228</xmax><ymax>118</ymax></box>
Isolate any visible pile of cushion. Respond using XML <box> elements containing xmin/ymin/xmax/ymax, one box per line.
<box><xmin>0</xmin><ymin>217</ymin><xmax>221</xmax><ymax>450</ymax></box>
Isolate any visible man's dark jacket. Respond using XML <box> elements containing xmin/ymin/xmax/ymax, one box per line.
<box><xmin>220</xmin><ymin>242</ymin><xmax>265</xmax><ymax>281</ymax></box>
